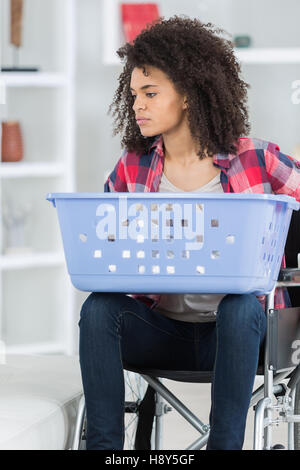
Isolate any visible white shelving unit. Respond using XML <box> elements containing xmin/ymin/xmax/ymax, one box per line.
<box><xmin>0</xmin><ymin>162</ymin><xmax>65</xmax><ymax>178</ymax></box>
<box><xmin>102</xmin><ymin>0</ymin><xmax>300</xmax><ymax>66</ymax></box>
<box><xmin>0</xmin><ymin>0</ymin><xmax>77</xmax><ymax>355</ymax></box>
<box><xmin>0</xmin><ymin>72</ymin><xmax>69</xmax><ymax>87</ymax></box>
<box><xmin>235</xmin><ymin>48</ymin><xmax>300</xmax><ymax>64</ymax></box>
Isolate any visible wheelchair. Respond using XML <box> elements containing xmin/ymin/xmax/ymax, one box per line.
<box><xmin>71</xmin><ymin>210</ymin><xmax>300</xmax><ymax>451</ymax></box>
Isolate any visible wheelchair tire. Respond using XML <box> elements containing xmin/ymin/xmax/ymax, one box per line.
<box><xmin>294</xmin><ymin>382</ymin><xmax>300</xmax><ymax>450</ymax></box>
<box><xmin>76</xmin><ymin>372</ymin><xmax>147</xmax><ymax>450</ymax></box>
<box><xmin>124</xmin><ymin>371</ymin><xmax>148</xmax><ymax>450</ymax></box>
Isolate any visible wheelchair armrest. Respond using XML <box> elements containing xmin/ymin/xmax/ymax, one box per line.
<box><xmin>278</xmin><ymin>268</ymin><xmax>300</xmax><ymax>282</ymax></box>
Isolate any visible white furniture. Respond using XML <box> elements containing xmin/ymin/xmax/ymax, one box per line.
<box><xmin>0</xmin><ymin>354</ymin><xmax>82</xmax><ymax>450</ymax></box>
<box><xmin>0</xmin><ymin>0</ymin><xmax>77</xmax><ymax>355</ymax></box>
<box><xmin>102</xmin><ymin>0</ymin><xmax>300</xmax><ymax>66</ymax></box>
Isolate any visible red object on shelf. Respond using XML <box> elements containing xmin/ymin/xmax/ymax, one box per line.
<box><xmin>1</xmin><ymin>121</ymin><xmax>23</xmax><ymax>162</ymax></box>
<box><xmin>121</xmin><ymin>3</ymin><xmax>160</xmax><ymax>43</ymax></box>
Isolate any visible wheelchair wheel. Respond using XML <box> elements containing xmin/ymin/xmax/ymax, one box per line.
<box><xmin>76</xmin><ymin>371</ymin><xmax>148</xmax><ymax>450</ymax></box>
<box><xmin>124</xmin><ymin>371</ymin><xmax>148</xmax><ymax>450</ymax></box>
<box><xmin>294</xmin><ymin>382</ymin><xmax>300</xmax><ymax>450</ymax></box>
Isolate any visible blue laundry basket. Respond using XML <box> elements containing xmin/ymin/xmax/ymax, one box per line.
<box><xmin>46</xmin><ymin>192</ymin><xmax>299</xmax><ymax>295</ymax></box>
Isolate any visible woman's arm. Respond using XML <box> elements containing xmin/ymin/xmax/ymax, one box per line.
<box><xmin>104</xmin><ymin>150</ymin><xmax>128</xmax><ymax>193</ymax></box>
<box><xmin>264</xmin><ymin>141</ymin><xmax>300</xmax><ymax>202</ymax></box>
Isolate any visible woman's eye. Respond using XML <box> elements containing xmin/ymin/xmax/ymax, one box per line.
<box><xmin>131</xmin><ymin>93</ymin><xmax>156</xmax><ymax>100</ymax></box>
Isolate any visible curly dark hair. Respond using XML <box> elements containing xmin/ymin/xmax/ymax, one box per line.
<box><xmin>108</xmin><ymin>15</ymin><xmax>251</xmax><ymax>159</ymax></box>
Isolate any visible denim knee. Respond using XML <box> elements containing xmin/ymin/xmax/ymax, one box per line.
<box><xmin>79</xmin><ymin>292</ymin><xmax>122</xmax><ymax>330</ymax></box>
<box><xmin>217</xmin><ymin>293</ymin><xmax>265</xmax><ymax>330</ymax></box>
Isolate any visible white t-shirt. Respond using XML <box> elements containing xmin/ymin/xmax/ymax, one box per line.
<box><xmin>155</xmin><ymin>170</ymin><xmax>226</xmax><ymax>322</ymax></box>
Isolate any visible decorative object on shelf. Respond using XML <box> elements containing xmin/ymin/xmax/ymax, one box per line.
<box><xmin>233</xmin><ymin>35</ymin><xmax>252</xmax><ymax>48</ymax></box>
<box><xmin>1</xmin><ymin>0</ymin><xmax>39</xmax><ymax>72</ymax></box>
<box><xmin>1</xmin><ymin>121</ymin><xmax>23</xmax><ymax>162</ymax></box>
<box><xmin>3</xmin><ymin>195</ymin><xmax>32</xmax><ymax>255</ymax></box>
<box><xmin>121</xmin><ymin>3</ymin><xmax>160</xmax><ymax>43</ymax></box>
<box><xmin>292</xmin><ymin>144</ymin><xmax>300</xmax><ymax>162</ymax></box>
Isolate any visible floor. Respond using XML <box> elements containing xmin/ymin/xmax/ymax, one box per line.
<box><xmin>155</xmin><ymin>376</ymin><xmax>289</xmax><ymax>450</ymax></box>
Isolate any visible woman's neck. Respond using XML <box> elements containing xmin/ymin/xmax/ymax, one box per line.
<box><xmin>162</xmin><ymin>127</ymin><xmax>207</xmax><ymax>166</ymax></box>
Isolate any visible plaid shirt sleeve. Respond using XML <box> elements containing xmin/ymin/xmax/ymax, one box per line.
<box><xmin>104</xmin><ymin>150</ymin><xmax>128</xmax><ymax>192</ymax></box>
<box><xmin>265</xmin><ymin>141</ymin><xmax>300</xmax><ymax>202</ymax></box>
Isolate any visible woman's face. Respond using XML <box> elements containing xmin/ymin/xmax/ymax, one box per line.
<box><xmin>130</xmin><ymin>65</ymin><xmax>187</xmax><ymax>138</ymax></box>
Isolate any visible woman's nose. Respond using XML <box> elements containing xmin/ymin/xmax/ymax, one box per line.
<box><xmin>133</xmin><ymin>96</ymin><xmax>146</xmax><ymax>111</ymax></box>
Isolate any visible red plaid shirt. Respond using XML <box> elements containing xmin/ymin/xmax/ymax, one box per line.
<box><xmin>104</xmin><ymin>135</ymin><xmax>300</xmax><ymax>312</ymax></box>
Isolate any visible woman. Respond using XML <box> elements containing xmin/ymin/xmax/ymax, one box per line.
<box><xmin>79</xmin><ymin>16</ymin><xmax>300</xmax><ymax>450</ymax></box>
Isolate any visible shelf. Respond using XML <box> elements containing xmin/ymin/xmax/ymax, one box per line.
<box><xmin>0</xmin><ymin>72</ymin><xmax>70</xmax><ymax>87</ymax></box>
<box><xmin>5</xmin><ymin>341</ymin><xmax>67</xmax><ymax>355</ymax></box>
<box><xmin>0</xmin><ymin>251</ymin><xmax>66</xmax><ymax>270</ymax></box>
<box><xmin>103</xmin><ymin>47</ymin><xmax>300</xmax><ymax>66</ymax></box>
<box><xmin>235</xmin><ymin>47</ymin><xmax>300</xmax><ymax>64</ymax></box>
<box><xmin>0</xmin><ymin>0</ymin><xmax>77</xmax><ymax>357</ymax></box>
<box><xmin>0</xmin><ymin>162</ymin><xmax>66</xmax><ymax>178</ymax></box>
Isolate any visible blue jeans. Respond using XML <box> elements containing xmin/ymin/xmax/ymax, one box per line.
<box><xmin>78</xmin><ymin>292</ymin><xmax>266</xmax><ymax>450</ymax></box>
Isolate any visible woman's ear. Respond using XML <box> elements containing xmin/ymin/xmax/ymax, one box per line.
<box><xmin>183</xmin><ymin>97</ymin><xmax>188</xmax><ymax>110</ymax></box>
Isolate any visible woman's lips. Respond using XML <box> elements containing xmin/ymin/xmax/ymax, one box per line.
<box><xmin>136</xmin><ymin>119</ymin><xmax>150</xmax><ymax>126</ymax></box>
